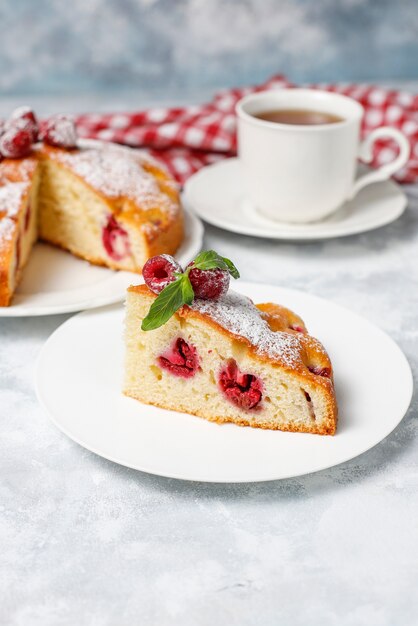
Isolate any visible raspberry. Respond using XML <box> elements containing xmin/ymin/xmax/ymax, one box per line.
<box><xmin>102</xmin><ymin>214</ymin><xmax>131</xmax><ymax>261</ymax></box>
<box><xmin>308</xmin><ymin>365</ymin><xmax>331</xmax><ymax>378</ymax></box>
<box><xmin>11</xmin><ymin>105</ymin><xmax>37</xmax><ymax>125</ymax></box>
<box><xmin>219</xmin><ymin>360</ymin><xmax>262</xmax><ymax>410</ymax></box>
<box><xmin>40</xmin><ymin>114</ymin><xmax>77</xmax><ymax>148</ymax></box>
<box><xmin>158</xmin><ymin>338</ymin><xmax>199</xmax><ymax>378</ymax></box>
<box><xmin>15</xmin><ymin>233</ymin><xmax>21</xmax><ymax>270</ymax></box>
<box><xmin>188</xmin><ymin>265</ymin><xmax>229</xmax><ymax>300</ymax></box>
<box><xmin>143</xmin><ymin>254</ymin><xmax>182</xmax><ymax>294</ymax></box>
<box><xmin>24</xmin><ymin>202</ymin><xmax>31</xmax><ymax>231</ymax></box>
<box><xmin>9</xmin><ymin>106</ymin><xmax>39</xmax><ymax>142</ymax></box>
<box><xmin>290</xmin><ymin>324</ymin><xmax>306</xmax><ymax>333</ymax></box>
<box><xmin>0</xmin><ymin>127</ymin><xmax>33</xmax><ymax>158</ymax></box>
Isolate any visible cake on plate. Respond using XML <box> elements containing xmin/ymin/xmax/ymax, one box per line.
<box><xmin>0</xmin><ymin>107</ymin><xmax>183</xmax><ymax>306</ymax></box>
<box><xmin>124</xmin><ymin>251</ymin><xmax>338</xmax><ymax>435</ymax></box>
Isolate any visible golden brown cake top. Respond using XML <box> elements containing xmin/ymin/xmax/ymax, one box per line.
<box><xmin>41</xmin><ymin>141</ymin><xmax>179</xmax><ymax>217</ymax></box>
<box><xmin>191</xmin><ymin>290</ymin><xmax>331</xmax><ymax>373</ymax></box>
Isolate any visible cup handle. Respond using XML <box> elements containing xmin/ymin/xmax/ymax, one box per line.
<box><xmin>348</xmin><ymin>127</ymin><xmax>410</xmax><ymax>200</ymax></box>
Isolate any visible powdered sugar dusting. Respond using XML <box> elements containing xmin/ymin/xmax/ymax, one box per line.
<box><xmin>0</xmin><ymin>181</ymin><xmax>27</xmax><ymax>246</ymax></box>
<box><xmin>0</xmin><ymin>182</ymin><xmax>27</xmax><ymax>218</ymax></box>
<box><xmin>53</xmin><ymin>143</ymin><xmax>177</xmax><ymax>213</ymax></box>
<box><xmin>0</xmin><ymin>216</ymin><xmax>15</xmax><ymax>242</ymax></box>
<box><xmin>192</xmin><ymin>290</ymin><xmax>304</xmax><ymax>366</ymax></box>
<box><xmin>0</xmin><ymin>157</ymin><xmax>36</xmax><ymax>184</ymax></box>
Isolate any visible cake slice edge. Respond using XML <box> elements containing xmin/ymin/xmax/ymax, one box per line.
<box><xmin>124</xmin><ymin>285</ymin><xmax>338</xmax><ymax>435</ymax></box>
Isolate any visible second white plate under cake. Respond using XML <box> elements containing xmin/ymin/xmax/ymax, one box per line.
<box><xmin>0</xmin><ymin>207</ymin><xmax>203</xmax><ymax>317</ymax></box>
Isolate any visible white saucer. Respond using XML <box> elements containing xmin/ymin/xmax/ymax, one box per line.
<box><xmin>183</xmin><ymin>158</ymin><xmax>407</xmax><ymax>240</ymax></box>
<box><xmin>35</xmin><ymin>281</ymin><xmax>413</xmax><ymax>483</ymax></box>
<box><xmin>0</xmin><ymin>208</ymin><xmax>203</xmax><ymax>317</ymax></box>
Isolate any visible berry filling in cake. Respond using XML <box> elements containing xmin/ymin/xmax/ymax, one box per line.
<box><xmin>304</xmin><ymin>391</ymin><xmax>316</xmax><ymax>420</ymax></box>
<box><xmin>307</xmin><ymin>365</ymin><xmax>331</xmax><ymax>377</ymax></box>
<box><xmin>157</xmin><ymin>337</ymin><xmax>200</xmax><ymax>378</ymax></box>
<box><xmin>15</xmin><ymin>232</ymin><xmax>21</xmax><ymax>271</ymax></box>
<box><xmin>24</xmin><ymin>202</ymin><xmax>31</xmax><ymax>231</ymax></box>
<box><xmin>102</xmin><ymin>214</ymin><xmax>131</xmax><ymax>261</ymax></box>
<box><xmin>219</xmin><ymin>359</ymin><xmax>263</xmax><ymax>410</ymax></box>
<box><xmin>290</xmin><ymin>324</ymin><xmax>306</xmax><ymax>333</ymax></box>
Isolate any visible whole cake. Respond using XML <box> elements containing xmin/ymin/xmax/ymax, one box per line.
<box><xmin>124</xmin><ymin>251</ymin><xmax>338</xmax><ymax>435</ymax></box>
<box><xmin>0</xmin><ymin>107</ymin><xmax>183</xmax><ymax>306</ymax></box>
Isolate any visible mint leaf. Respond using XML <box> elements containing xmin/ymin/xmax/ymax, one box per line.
<box><xmin>141</xmin><ymin>275</ymin><xmax>193</xmax><ymax>331</ymax></box>
<box><xmin>180</xmin><ymin>273</ymin><xmax>194</xmax><ymax>304</ymax></box>
<box><xmin>191</xmin><ymin>250</ymin><xmax>240</xmax><ymax>279</ymax></box>
<box><xmin>221</xmin><ymin>256</ymin><xmax>240</xmax><ymax>279</ymax></box>
<box><xmin>192</xmin><ymin>250</ymin><xmax>228</xmax><ymax>271</ymax></box>
<box><xmin>192</xmin><ymin>250</ymin><xmax>219</xmax><ymax>265</ymax></box>
<box><xmin>193</xmin><ymin>258</ymin><xmax>229</xmax><ymax>271</ymax></box>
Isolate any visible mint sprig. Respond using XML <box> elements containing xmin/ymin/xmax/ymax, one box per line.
<box><xmin>191</xmin><ymin>250</ymin><xmax>240</xmax><ymax>279</ymax></box>
<box><xmin>141</xmin><ymin>274</ymin><xmax>194</xmax><ymax>331</ymax></box>
<box><xmin>141</xmin><ymin>250</ymin><xmax>240</xmax><ymax>331</ymax></box>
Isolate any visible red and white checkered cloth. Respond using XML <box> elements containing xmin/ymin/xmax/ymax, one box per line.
<box><xmin>76</xmin><ymin>75</ymin><xmax>418</xmax><ymax>185</ymax></box>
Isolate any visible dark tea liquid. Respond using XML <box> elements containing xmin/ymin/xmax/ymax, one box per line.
<box><xmin>254</xmin><ymin>109</ymin><xmax>344</xmax><ymax>125</ymax></box>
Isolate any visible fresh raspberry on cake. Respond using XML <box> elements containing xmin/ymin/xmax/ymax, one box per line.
<box><xmin>143</xmin><ymin>254</ymin><xmax>183</xmax><ymax>294</ymax></box>
<box><xmin>9</xmin><ymin>106</ymin><xmax>39</xmax><ymax>142</ymax></box>
<box><xmin>10</xmin><ymin>106</ymin><xmax>37</xmax><ymax>125</ymax></box>
<box><xmin>0</xmin><ymin>126</ymin><xmax>33</xmax><ymax>158</ymax></box>
<box><xmin>188</xmin><ymin>265</ymin><xmax>229</xmax><ymax>299</ymax></box>
<box><xmin>40</xmin><ymin>114</ymin><xmax>78</xmax><ymax>148</ymax></box>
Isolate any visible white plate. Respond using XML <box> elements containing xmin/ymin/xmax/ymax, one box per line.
<box><xmin>0</xmin><ymin>208</ymin><xmax>203</xmax><ymax>317</ymax></box>
<box><xmin>183</xmin><ymin>158</ymin><xmax>407</xmax><ymax>240</ymax></box>
<box><xmin>35</xmin><ymin>282</ymin><xmax>413</xmax><ymax>483</ymax></box>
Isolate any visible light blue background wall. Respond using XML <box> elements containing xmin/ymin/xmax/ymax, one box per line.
<box><xmin>0</xmin><ymin>0</ymin><xmax>417</xmax><ymax>96</ymax></box>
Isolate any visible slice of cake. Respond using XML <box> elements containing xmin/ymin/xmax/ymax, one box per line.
<box><xmin>124</xmin><ymin>251</ymin><xmax>338</xmax><ymax>435</ymax></box>
<box><xmin>0</xmin><ymin>107</ymin><xmax>183</xmax><ymax>306</ymax></box>
<box><xmin>37</xmin><ymin>142</ymin><xmax>183</xmax><ymax>273</ymax></box>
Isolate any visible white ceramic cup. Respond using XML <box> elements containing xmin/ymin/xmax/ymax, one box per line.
<box><xmin>236</xmin><ymin>89</ymin><xmax>410</xmax><ymax>223</ymax></box>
